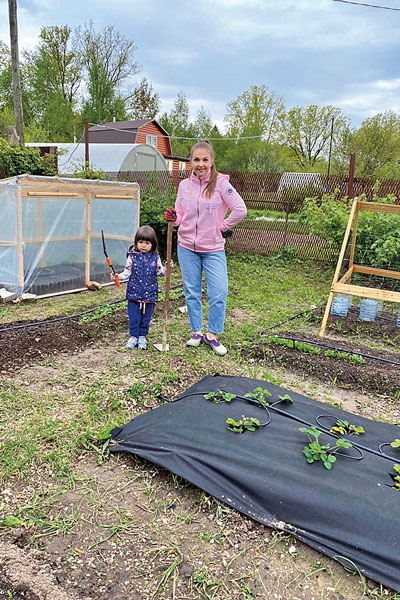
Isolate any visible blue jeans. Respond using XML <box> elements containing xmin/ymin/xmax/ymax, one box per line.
<box><xmin>127</xmin><ymin>301</ymin><xmax>155</xmax><ymax>337</ymax></box>
<box><xmin>178</xmin><ymin>245</ymin><xmax>228</xmax><ymax>334</ymax></box>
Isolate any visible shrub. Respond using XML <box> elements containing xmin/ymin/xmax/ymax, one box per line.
<box><xmin>138</xmin><ymin>173</ymin><xmax>177</xmax><ymax>257</ymax></box>
<box><xmin>300</xmin><ymin>190</ymin><xmax>400</xmax><ymax>270</ymax></box>
<box><xmin>0</xmin><ymin>139</ymin><xmax>55</xmax><ymax>177</ymax></box>
<box><xmin>71</xmin><ymin>162</ymin><xmax>107</xmax><ymax>180</ymax></box>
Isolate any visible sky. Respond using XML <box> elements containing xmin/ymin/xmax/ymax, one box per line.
<box><xmin>1</xmin><ymin>0</ymin><xmax>400</xmax><ymax>131</ymax></box>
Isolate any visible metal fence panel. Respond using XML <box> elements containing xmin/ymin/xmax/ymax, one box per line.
<box><xmin>100</xmin><ymin>170</ymin><xmax>400</xmax><ymax>262</ymax></box>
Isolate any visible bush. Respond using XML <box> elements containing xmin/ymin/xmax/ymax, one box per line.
<box><xmin>71</xmin><ymin>162</ymin><xmax>107</xmax><ymax>180</ymax></box>
<box><xmin>300</xmin><ymin>190</ymin><xmax>400</xmax><ymax>270</ymax></box>
<box><xmin>0</xmin><ymin>139</ymin><xmax>55</xmax><ymax>177</ymax></box>
<box><xmin>138</xmin><ymin>174</ymin><xmax>177</xmax><ymax>257</ymax></box>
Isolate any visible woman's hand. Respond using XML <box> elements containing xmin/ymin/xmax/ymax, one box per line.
<box><xmin>165</xmin><ymin>208</ymin><xmax>177</xmax><ymax>222</ymax></box>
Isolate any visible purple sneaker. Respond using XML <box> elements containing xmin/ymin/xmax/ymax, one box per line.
<box><xmin>186</xmin><ymin>333</ymin><xmax>203</xmax><ymax>347</ymax></box>
<box><xmin>203</xmin><ymin>335</ymin><xmax>227</xmax><ymax>356</ymax></box>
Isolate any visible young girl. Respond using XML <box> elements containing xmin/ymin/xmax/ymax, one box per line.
<box><xmin>116</xmin><ymin>225</ymin><xmax>169</xmax><ymax>350</ymax></box>
<box><xmin>165</xmin><ymin>139</ymin><xmax>247</xmax><ymax>356</ymax></box>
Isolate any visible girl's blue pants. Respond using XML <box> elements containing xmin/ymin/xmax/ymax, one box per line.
<box><xmin>127</xmin><ymin>301</ymin><xmax>155</xmax><ymax>337</ymax></box>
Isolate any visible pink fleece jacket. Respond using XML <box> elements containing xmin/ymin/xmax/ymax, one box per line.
<box><xmin>174</xmin><ymin>171</ymin><xmax>247</xmax><ymax>252</ymax></box>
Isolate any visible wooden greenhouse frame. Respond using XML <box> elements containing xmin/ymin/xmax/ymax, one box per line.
<box><xmin>0</xmin><ymin>174</ymin><xmax>140</xmax><ymax>299</ymax></box>
<box><xmin>319</xmin><ymin>197</ymin><xmax>400</xmax><ymax>337</ymax></box>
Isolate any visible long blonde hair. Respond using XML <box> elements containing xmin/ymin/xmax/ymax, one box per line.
<box><xmin>190</xmin><ymin>139</ymin><xmax>218</xmax><ymax>198</ymax></box>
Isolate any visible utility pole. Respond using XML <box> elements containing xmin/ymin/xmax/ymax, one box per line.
<box><xmin>8</xmin><ymin>0</ymin><xmax>24</xmax><ymax>146</ymax></box>
<box><xmin>327</xmin><ymin>116</ymin><xmax>334</xmax><ymax>178</ymax></box>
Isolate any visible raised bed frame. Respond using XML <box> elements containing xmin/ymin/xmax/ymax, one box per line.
<box><xmin>319</xmin><ymin>197</ymin><xmax>400</xmax><ymax>337</ymax></box>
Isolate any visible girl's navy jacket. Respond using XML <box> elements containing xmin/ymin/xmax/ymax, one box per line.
<box><xmin>125</xmin><ymin>248</ymin><xmax>160</xmax><ymax>303</ymax></box>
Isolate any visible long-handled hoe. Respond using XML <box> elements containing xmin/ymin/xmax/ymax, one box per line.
<box><xmin>154</xmin><ymin>221</ymin><xmax>173</xmax><ymax>352</ymax></box>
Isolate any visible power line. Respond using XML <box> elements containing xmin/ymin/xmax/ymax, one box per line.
<box><xmin>333</xmin><ymin>0</ymin><xmax>400</xmax><ymax>11</ymax></box>
<box><xmin>89</xmin><ymin>122</ymin><xmax>265</xmax><ymax>141</ymax></box>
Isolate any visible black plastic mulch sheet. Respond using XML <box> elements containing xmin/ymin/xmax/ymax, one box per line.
<box><xmin>110</xmin><ymin>375</ymin><xmax>400</xmax><ymax>591</ymax></box>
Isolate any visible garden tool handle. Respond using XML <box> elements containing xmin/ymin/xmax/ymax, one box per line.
<box><xmin>105</xmin><ymin>257</ymin><xmax>121</xmax><ymax>288</ymax></box>
<box><xmin>101</xmin><ymin>229</ymin><xmax>121</xmax><ymax>288</ymax></box>
<box><xmin>161</xmin><ymin>221</ymin><xmax>173</xmax><ymax>346</ymax></box>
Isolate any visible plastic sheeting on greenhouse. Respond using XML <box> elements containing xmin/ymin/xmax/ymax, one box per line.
<box><xmin>26</xmin><ymin>143</ymin><xmax>167</xmax><ymax>175</ymax></box>
<box><xmin>110</xmin><ymin>374</ymin><xmax>400</xmax><ymax>592</ymax></box>
<box><xmin>0</xmin><ymin>174</ymin><xmax>139</xmax><ymax>298</ymax></box>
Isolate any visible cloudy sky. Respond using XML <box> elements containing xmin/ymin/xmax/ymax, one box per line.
<box><xmin>1</xmin><ymin>0</ymin><xmax>400</xmax><ymax>130</ymax></box>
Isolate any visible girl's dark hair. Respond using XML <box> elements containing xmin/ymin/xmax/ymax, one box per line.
<box><xmin>134</xmin><ymin>225</ymin><xmax>158</xmax><ymax>252</ymax></box>
<box><xmin>190</xmin><ymin>139</ymin><xmax>218</xmax><ymax>198</ymax></box>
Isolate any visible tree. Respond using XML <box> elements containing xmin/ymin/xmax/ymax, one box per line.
<box><xmin>348</xmin><ymin>111</ymin><xmax>400</xmax><ymax>177</ymax></box>
<box><xmin>125</xmin><ymin>78</ymin><xmax>160</xmax><ymax>119</ymax></box>
<box><xmin>280</xmin><ymin>105</ymin><xmax>348</xmax><ymax>170</ymax></box>
<box><xmin>77</xmin><ymin>20</ymin><xmax>140</xmax><ymax>123</ymax></box>
<box><xmin>222</xmin><ymin>85</ymin><xmax>285</xmax><ymax>171</ymax></box>
<box><xmin>159</xmin><ymin>91</ymin><xmax>195</xmax><ymax>157</ymax></box>
<box><xmin>193</xmin><ymin>106</ymin><xmax>213</xmax><ymax>139</ymax></box>
<box><xmin>22</xmin><ymin>25</ymin><xmax>82</xmax><ymax>140</ymax></box>
<box><xmin>225</xmin><ymin>85</ymin><xmax>284</xmax><ymax>141</ymax></box>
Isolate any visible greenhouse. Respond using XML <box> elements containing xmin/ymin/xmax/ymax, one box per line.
<box><xmin>0</xmin><ymin>175</ymin><xmax>139</xmax><ymax>298</ymax></box>
<box><xmin>26</xmin><ymin>142</ymin><xmax>167</xmax><ymax>175</ymax></box>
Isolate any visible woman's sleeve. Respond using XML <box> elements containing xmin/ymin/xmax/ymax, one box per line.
<box><xmin>174</xmin><ymin>181</ymin><xmax>185</xmax><ymax>227</ymax></box>
<box><xmin>219</xmin><ymin>179</ymin><xmax>247</xmax><ymax>231</ymax></box>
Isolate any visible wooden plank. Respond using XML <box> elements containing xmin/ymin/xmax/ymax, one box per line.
<box><xmin>331</xmin><ymin>198</ymin><xmax>358</xmax><ymax>285</ymax></box>
<box><xmin>94</xmin><ymin>194</ymin><xmax>137</xmax><ymax>199</ymax></box>
<box><xmin>12</xmin><ymin>234</ymin><xmax>133</xmax><ymax>244</ymax></box>
<box><xmin>35</xmin><ymin>280</ymin><xmax>123</xmax><ymax>300</ymax></box>
<box><xmin>27</xmin><ymin>191</ymin><xmax>81</xmax><ymax>197</ymax></box>
<box><xmin>36</xmin><ymin>197</ymin><xmax>45</xmax><ymax>268</ymax></box>
<box><xmin>338</xmin><ymin>266</ymin><xmax>353</xmax><ymax>284</ymax></box>
<box><xmin>333</xmin><ymin>283</ymin><xmax>400</xmax><ymax>303</ymax></box>
<box><xmin>319</xmin><ymin>290</ymin><xmax>335</xmax><ymax>337</ymax></box>
<box><xmin>359</xmin><ymin>202</ymin><xmax>400</xmax><ymax>215</ymax></box>
<box><xmin>23</xmin><ymin>235</ymin><xmax>85</xmax><ymax>243</ymax></box>
<box><xmin>352</xmin><ymin>265</ymin><xmax>400</xmax><ymax>281</ymax></box>
<box><xmin>16</xmin><ymin>184</ymin><xmax>24</xmax><ymax>288</ymax></box>
<box><xmin>36</xmin><ymin>286</ymin><xmax>89</xmax><ymax>300</ymax></box>
<box><xmin>85</xmin><ymin>191</ymin><xmax>91</xmax><ymax>285</ymax></box>
<box><xmin>92</xmin><ymin>233</ymin><xmax>133</xmax><ymax>242</ymax></box>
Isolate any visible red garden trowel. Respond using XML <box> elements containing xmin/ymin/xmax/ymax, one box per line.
<box><xmin>101</xmin><ymin>230</ymin><xmax>120</xmax><ymax>288</ymax></box>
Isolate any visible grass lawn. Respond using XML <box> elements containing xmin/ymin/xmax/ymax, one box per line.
<box><xmin>1</xmin><ymin>252</ymin><xmax>399</xmax><ymax>600</ymax></box>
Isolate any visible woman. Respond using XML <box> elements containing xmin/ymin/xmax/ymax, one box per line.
<box><xmin>165</xmin><ymin>139</ymin><xmax>247</xmax><ymax>355</ymax></box>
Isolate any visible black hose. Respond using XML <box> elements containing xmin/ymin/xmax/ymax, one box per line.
<box><xmin>0</xmin><ymin>298</ymin><xmax>126</xmax><ymax>333</ymax></box>
<box><xmin>0</xmin><ymin>283</ymin><xmax>184</xmax><ymax>333</ymax></box>
<box><xmin>175</xmin><ymin>389</ymin><xmax>400</xmax><ymax>463</ymax></box>
<box><xmin>263</xmin><ymin>333</ymin><xmax>400</xmax><ymax>367</ymax></box>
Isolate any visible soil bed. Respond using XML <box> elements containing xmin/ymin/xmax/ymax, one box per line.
<box><xmin>246</xmin><ymin>313</ymin><xmax>400</xmax><ymax>397</ymax></box>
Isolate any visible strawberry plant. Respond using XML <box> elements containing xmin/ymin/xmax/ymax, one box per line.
<box><xmin>299</xmin><ymin>426</ymin><xmax>353</xmax><ymax>470</ymax></box>
<box><xmin>244</xmin><ymin>388</ymin><xmax>293</xmax><ymax>409</ymax></box>
<box><xmin>330</xmin><ymin>419</ymin><xmax>365</xmax><ymax>436</ymax></box>
<box><xmin>390</xmin><ymin>464</ymin><xmax>400</xmax><ymax>491</ymax></box>
<box><xmin>204</xmin><ymin>390</ymin><xmax>236</xmax><ymax>403</ymax></box>
<box><xmin>244</xmin><ymin>387</ymin><xmax>272</xmax><ymax>405</ymax></box>
<box><xmin>226</xmin><ymin>415</ymin><xmax>260</xmax><ymax>434</ymax></box>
